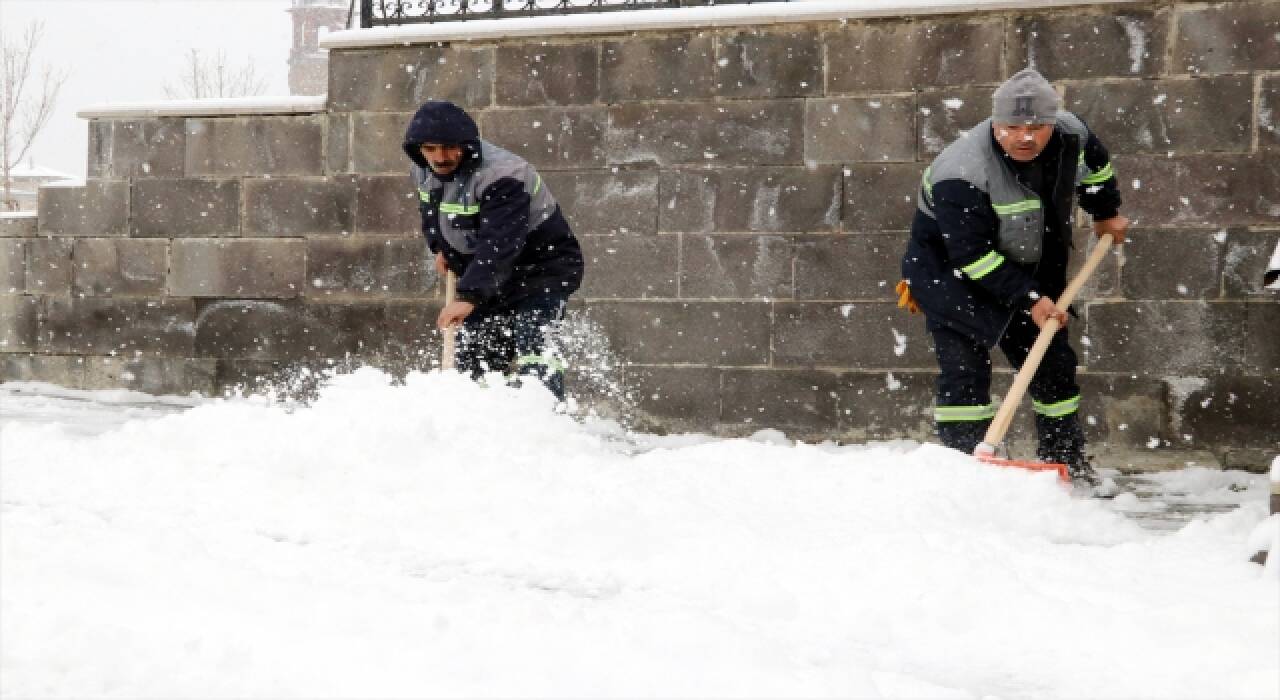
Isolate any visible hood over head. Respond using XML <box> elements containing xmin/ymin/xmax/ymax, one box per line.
<box><xmin>403</xmin><ymin>100</ymin><xmax>482</xmax><ymax>172</ymax></box>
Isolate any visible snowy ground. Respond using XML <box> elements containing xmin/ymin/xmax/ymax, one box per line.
<box><xmin>1</xmin><ymin>370</ymin><xmax>1276</xmax><ymax>698</ymax></box>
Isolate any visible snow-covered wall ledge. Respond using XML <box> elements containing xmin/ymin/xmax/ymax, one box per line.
<box><xmin>321</xmin><ymin>0</ymin><xmax>1141</xmax><ymax>48</ymax></box>
<box><xmin>76</xmin><ymin>96</ymin><xmax>327</xmax><ymax>120</ymax></box>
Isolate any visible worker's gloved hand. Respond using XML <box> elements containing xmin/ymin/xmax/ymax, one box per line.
<box><xmin>894</xmin><ymin>279</ymin><xmax>920</xmax><ymax>314</ymax></box>
<box><xmin>1092</xmin><ymin>215</ymin><xmax>1128</xmax><ymax>244</ymax></box>
<box><xmin>1030</xmin><ymin>297</ymin><xmax>1068</xmax><ymax>330</ymax></box>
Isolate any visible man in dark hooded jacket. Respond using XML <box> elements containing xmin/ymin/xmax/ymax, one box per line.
<box><xmin>403</xmin><ymin>100</ymin><xmax>584</xmax><ymax>400</ymax></box>
<box><xmin>900</xmin><ymin>68</ymin><xmax>1128</xmax><ymax>485</ymax></box>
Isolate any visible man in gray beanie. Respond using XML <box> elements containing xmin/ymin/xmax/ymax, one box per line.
<box><xmin>898</xmin><ymin>68</ymin><xmax>1128</xmax><ymax>486</ymax></box>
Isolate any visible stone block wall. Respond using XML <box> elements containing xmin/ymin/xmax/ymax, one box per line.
<box><xmin>2</xmin><ymin>0</ymin><xmax>1277</xmax><ymax>467</ymax></box>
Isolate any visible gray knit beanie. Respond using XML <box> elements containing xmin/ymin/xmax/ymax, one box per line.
<box><xmin>992</xmin><ymin>68</ymin><xmax>1060</xmax><ymax>124</ymax></box>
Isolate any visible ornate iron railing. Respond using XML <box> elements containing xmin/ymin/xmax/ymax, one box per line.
<box><xmin>357</xmin><ymin>0</ymin><xmax>784</xmax><ymax>27</ymax></box>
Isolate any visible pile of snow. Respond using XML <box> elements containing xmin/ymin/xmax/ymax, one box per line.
<box><xmin>2</xmin><ymin>369</ymin><xmax>1276</xmax><ymax>697</ymax></box>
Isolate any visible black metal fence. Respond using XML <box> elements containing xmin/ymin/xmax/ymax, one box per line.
<box><xmin>357</xmin><ymin>0</ymin><xmax>784</xmax><ymax>27</ymax></box>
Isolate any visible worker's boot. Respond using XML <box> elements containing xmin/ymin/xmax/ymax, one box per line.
<box><xmin>1035</xmin><ymin>413</ymin><xmax>1098</xmax><ymax>486</ymax></box>
<box><xmin>938</xmin><ymin>419</ymin><xmax>991</xmax><ymax>456</ymax></box>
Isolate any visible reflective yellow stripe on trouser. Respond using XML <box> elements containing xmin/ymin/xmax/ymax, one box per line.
<box><xmin>935</xmin><ymin>404</ymin><xmax>996</xmax><ymax>423</ymax></box>
<box><xmin>1033</xmin><ymin>394</ymin><xmax>1081</xmax><ymax>418</ymax></box>
<box><xmin>517</xmin><ymin>353</ymin><xmax>567</xmax><ymax>374</ymax></box>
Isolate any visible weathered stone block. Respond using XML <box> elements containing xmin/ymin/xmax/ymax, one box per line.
<box><xmin>1223</xmin><ymin>229</ymin><xmax>1280</xmax><ymax>298</ymax></box>
<box><xmin>355</xmin><ymin>175</ymin><xmax>419</xmax><ymax>235</ymax></box>
<box><xmin>193</xmin><ymin>300</ymin><xmax>386</xmax><ymax>361</ymax></box>
<box><xmin>1115</xmin><ymin>154</ymin><xmax>1280</xmax><ymax>227</ymax></box>
<box><xmin>584</xmin><ymin>301</ymin><xmax>770</xmax><ymax>365</ymax></box>
<box><xmin>185</xmin><ymin>117</ymin><xmax>325</xmax><ymax>177</ymax></box>
<box><xmin>244</xmin><ymin>178</ymin><xmax>356</xmax><ymax>236</ymax></box>
<box><xmin>1174</xmin><ymin>375</ymin><xmax>1280</xmax><ymax>450</ymax></box>
<box><xmin>497</xmin><ymin>42</ymin><xmax>599</xmax><ymax>106</ymax></box>
<box><xmin>1084</xmin><ymin>301</ymin><xmax>1248</xmax><ymax>374</ymax></box>
<box><xmin>95</xmin><ymin>119</ymin><xmax>185</xmax><ymax>178</ymax></box>
<box><xmin>480</xmin><ymin>107</ymin><xmax>607</xmax><ymax>171</ymax></box>
<box><xmin>1261</xmin><ymin>74</ymin><xmax>1280</xmax><ymax>152</ymax></box>
<box><xmin>327</xmin><ymin>113</ymin><xmax>352</xmax><ymax>174</ymax></box>
<box><xmin>917</xmin><ymin>87</ymin><xmax>995</xmax><ymax>158</ymax></box>
<box><xmin>328</xmin><ymin>47</ymin><xmax>494</xmax><ymax>112</ymax></box>
<box><xmin>80</xmin><ymin>356</ymin><xmax>217</xmax><ymax>395</ymax></box>
<box><xmin>680</xmin><ymin>234</ymin><xmax>793</xmax><ymax>300</ymax></box>
<box><xmin>624</xmin><ymin>365</ymin><xmax>722</xmax><ymax>434</ymax></box>
<box><xmin>804</xmin><ymin>97</ymin><xmax>916</xmax><ymax>164</ymax></box>
<box><xmin>40</xmin><ymin>297</ymin><xmax>195</xmax><ymax>356</ymax></box>
<box><xmin>540</xmin><ymin>170</ymin><xmax>659</xmax><ymax>236</ymax></box>
<box><xmin>87</xmin><ymin>120</ymin><xmax>110</xmax><ymax>179</ymax></box>
<box><xmin>716</xmin><ymin>29</ymin><xmax>822</xmax><ymax>99</ymax></box>
<box><xmin>170</xmin><ymin>239</ymin><xmax>306</xmax><ymax>298</ymax></box>
<box><xmin>1243</xmin><ymin>302</ymin><xmax>1279</xmax><ymax>374</ymax></box>
<box><xmin>351</xmin><ymin>112</ymin><xmax>413</xmax><ymax>174</ymax></box>
<box><xmin>601</xmin><ymin>34</ymin><xmax>715</xmax><ymax>102</ymax></box>
<box><xmin>0</xmin><ymin>296</ymin><xmax>38</xmax><ymax>352</ymax></box>
<box><xmin>1068</xmin><ymin>77</ymin><xmax>1252</xmax><ymax>154</ymax></box>
<box><xmin>825</xmin><ymin>19</ymin><xmax>1003</xmax><ymax>93</ymax></box>
<box><xmin>793</xmin><ymin>234</ymin><xmax>903</xmax><ymax>301</ymax></box>
<box><xmin>0</xmin><ymin>355</ymin><xmax>82</xmax><ymax>386</ymax></box>
<box><xmin>73</xmin><ymin>239</ymin><xmax>168</xmax><ymax>297</ymax></box>
<box><xmin>659</xmin><ymin>167</ymin><xmax>841</xmax><ymax>233</ymax></box>
<box><xmin>578</xmin><ymin>234</ymin><xmax>678</xmax><ymax>300</ymax></box>
<box><xmin>0</xmin><ymin>213</ymin><xmax>37</xmax><ymax>237</ymax></box>
<box><xmin>1174</xmin><ymin>1</ymin><xmax>1280</xmax><ymax>74</ymax></box>
<box><xmin>305</xmin><ymin>236</ymin><xmax>435</xmax><ymax>300</ymax></box>
<box><xmin>131</xmin><ymin>179</ymin><xmax>240</xmax><ymax>238</ymax></box>
<box><xmin>26</xmin><ymin>238</ymin><xmax>73</xmax><ymax>296</ymax></box>
<box><xmin>1118</xmin><ymin>229</ymin><xmax>1226</xmax><ymax>300</ymax></box>
<box><xmin>38</xmin><ymin>181</ymin><xmax>128</xmax><ymax>237</ymax></box>
<box><xmin>1077</xmin><ymin>373</ymin><xmax>1170</xmax><ymax>451</ymax></box>
<box><xmin>837</xmin><ymin>370</ymin><xmax>936</xmax><ymax>441</ymax></box>
<box><xmin>1007</xmin><ymin>9</ymin><xmax>1170</xmax><ymax>79</ymax></box>
<box><xmin>0</xmin><ymin>240</ymin><xmax>24</xmax><ymax>293</ymax></box>
<box><xmin>607</xmin><ymin>101</ymin><xmax>804</xmax><ymax>167</ymax></box>
<box><xmin>1069</xmin><ymin>226</ymin><xmax>1121</xmax><ymax>302</ymax></box>
<box><xmin>383</xmin><ymin>301</ymin><xmax>446</xmax><ymax>360</ymax></box>
<box><xmin>721</xmin><ymin>368</ymin><xmax>840</xmax><ymax>434</ymax></box>
<box><xmin>772</xmin><ymin>302</ymin><xmax>934</xmax><ymax>368</ymax></box>
<box><xmin>843</xmin><ymin>163</ymin><xmax>925</xmax><ymax>231</ymax></box>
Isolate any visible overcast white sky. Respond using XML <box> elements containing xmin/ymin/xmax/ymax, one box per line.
<box><xmin>3</xmin><ymin>0</ymin><xmax>303</xmax><ymax>178</ymax></box>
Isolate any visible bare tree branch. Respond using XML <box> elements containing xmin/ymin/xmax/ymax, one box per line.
<box><xmin>163</xmin><ymin>49</ymin><xmax>268</xmax><ymax>100</ymax></box>
<box><xmin>0</xmin><ymin>22</ymin><xmax>66</xmax><ymax>211</ymax></box>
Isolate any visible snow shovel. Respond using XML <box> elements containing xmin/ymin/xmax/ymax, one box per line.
<box><xmin>441</xmin><ymin>270</ymin><xmax>458</xmax><ymax>371</ymax></box>
<box><xmin>974</xmin><ymin>233</ymin><xmax>1116</xmax><ymax>481</ymax></box>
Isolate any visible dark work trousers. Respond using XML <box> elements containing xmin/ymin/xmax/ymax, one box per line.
<box><xmin>931</xmin><ymin>313</ymin><xmax>1085</xmax><ymax>461</ymax></box>
<box><xmin>455</xmin><ymin>293</ymin><xmax>570</xmax><ymax>401</ymax></box>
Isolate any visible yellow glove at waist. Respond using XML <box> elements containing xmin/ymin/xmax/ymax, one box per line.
<box><xmin>895</xmin><ymin>279</ymin><xmax>920</xmax><ymax>314</ymax></box>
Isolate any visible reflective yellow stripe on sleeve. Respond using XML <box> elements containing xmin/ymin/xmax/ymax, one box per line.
<box><xmin>961</xmin><ymin>250</ymin><xmax>1005</xmax><ymax>280</ymax></box>
<box><xmin>1080</xmin><ymin>162</ymin><xmax>1115</xmax><ymax>185</ymax></box>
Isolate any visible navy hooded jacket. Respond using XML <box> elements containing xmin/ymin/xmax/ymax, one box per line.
<box><xmin>403</xmin><ymin>101</ymin><xmax>583</xmax><ymax>310</ymax></box>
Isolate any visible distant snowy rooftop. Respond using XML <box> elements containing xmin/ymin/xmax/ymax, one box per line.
<box><xmin>77</xmin><ymin>96</ymin><xmax>327</xmax><ymax>120</ymax></box>
<box><xmin>322</xmin><ymin>0</ymin><xmax>1140</xmax><ymax>48</ymax></box>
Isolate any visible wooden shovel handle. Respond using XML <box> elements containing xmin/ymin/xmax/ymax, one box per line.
<box><xmin>441</xmin><ymin>270</ymin><xmax>457</xmax><ymax>371</ymax></box>
<box><xmin>977</xmin><ymin>234</ymin><xmax>1114</xmax><ymax>454</ymax></box>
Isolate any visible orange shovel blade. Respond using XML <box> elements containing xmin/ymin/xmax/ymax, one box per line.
<box><xmin>977</xmin><ymin>455</ymin><xmax>1070</xmax><ymax>483</ymax></box>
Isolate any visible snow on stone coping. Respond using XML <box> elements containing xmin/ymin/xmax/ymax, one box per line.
<box><xmin>0</xmin><ymin>211</ymin><xmax>38</xmax><ymax>219</ymax></box>
<box><xmin>320</xmin><ymin>0</ymin><xmax>1141</xmax><ymax>48</ymax></box>
<box><xmin>76</xmin><ymin>95</ymin><xmax>327</xmax><ymax>120</ymax></box>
